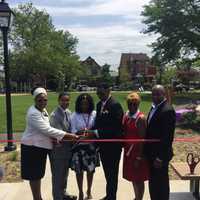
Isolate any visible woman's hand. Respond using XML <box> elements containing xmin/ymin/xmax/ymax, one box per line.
<box><xmin>76</xmin><ymin>130</ymin><xmax>85</xmax><ymax>136</ymax></box>
<box><xmin>83</xmin><ymin>132</ymin><xmax>97</xmax><ymax>139</ymax></box>
<box><xmin>76</xmin><ymin>129</ymin><xmax>97</xmax><ymax>139</ymax></box>
<box><xmin>63</xmin><ymin>133</ymin><xmax>80</xmax><ymax>141</ymax></box>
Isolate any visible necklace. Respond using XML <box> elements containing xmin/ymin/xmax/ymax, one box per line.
<box><xmin>81</xmin><ymin>113</ymin><xmax>90</xmax><ymax>130</ymax></box>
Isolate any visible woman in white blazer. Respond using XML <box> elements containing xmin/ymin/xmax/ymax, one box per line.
<box><xmin>21</xmin><ymin>87</ymin><xmax>78</xmax><ymax>200</ymax></box>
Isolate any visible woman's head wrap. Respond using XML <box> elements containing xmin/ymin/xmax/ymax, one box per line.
<box><xmin>33</xmin><ymin>87</ymin><xmax>47</xmax><ymax>98</ymax></box>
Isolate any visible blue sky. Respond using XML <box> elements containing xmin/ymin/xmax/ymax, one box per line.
<box><xmin>9</xmin><ymin>0</ymin><xmax>157</xmax><ymax>70</ymax></box>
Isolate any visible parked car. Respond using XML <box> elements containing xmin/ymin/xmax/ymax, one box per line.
<box><xmin>174</xmin><ymin>84</ymin><xmax>189</xmax><ymax>93</ymax></box>
<box><xmin>76</xmin><ymin>85</ymin><xmax>89</xmax><ymax>91</ymax></box>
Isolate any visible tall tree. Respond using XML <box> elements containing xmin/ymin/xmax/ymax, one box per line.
<box><xmin>9</xmin><ymin>3</ymin><xmax>80</xmax><ymax>91</ymax></box>
<box><xmin>142</xmin><ymin>0</ymin><xmax>200</xmax><ymax>64</ymax></box>
<box><xmin>100</xmin><ymin>64</ymin><xmax>114</xmax><ymax>86</ymax></box>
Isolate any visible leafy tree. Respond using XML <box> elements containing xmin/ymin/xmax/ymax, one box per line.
<box><xmin>192</xmin><ymin>58</ymin><xmax>200</xmax><ymax>69</ymax></box>
<box><xmin>162</xmin><ymin>66</ymin><xmax>177</xmax><ymax>85</ymax></box>
<box><xmin>151</xmin><ymin>53</ymin><xmax>163</xmax><ymax>83</ymax></box>
<box><xmin>8</xmin><ymin>3</ymin><xmax>80</xmax><ymax>91</ymax></box>
<box><xmin>142</xmin><ymin>0</ymin><xmax>200</xmax><ymax>64</ymax></box>
<box><xmin>100</xmin><ymin>64</ymin><xmax>114</xmax><ymax>86</ymax></box>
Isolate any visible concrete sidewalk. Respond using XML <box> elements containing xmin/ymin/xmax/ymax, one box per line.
<box><xmin>0</xmin><ymin>158</ymin><xmax>196</xmax><ymax>200</ymax></box>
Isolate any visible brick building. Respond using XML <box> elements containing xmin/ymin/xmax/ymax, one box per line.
<box><xmin>119</xmin><ymin>53</ymin><xmax>156</xmax><ymax>86</ymax></box>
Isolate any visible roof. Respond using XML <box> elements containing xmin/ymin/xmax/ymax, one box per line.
<box><xmin>121</xmin><ymin>53</ymin><xmax>149</xmax><ymax>61</ymax></box>
<box><xmin>81</xmin><ymin>56</ymin><xmax>101</xmax><ymax>68</ymax></box>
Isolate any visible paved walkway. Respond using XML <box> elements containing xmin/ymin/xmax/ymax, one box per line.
<box><xmin>0</xmin><ymin>158</ymin><xmax>197</xmax><ymax>200</ymax></box>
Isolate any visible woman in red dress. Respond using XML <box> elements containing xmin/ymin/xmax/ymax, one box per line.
<box><xmin>123</xmin><ymin>92</ymin><xmax>149</xmax><ymax>200</ymax></box>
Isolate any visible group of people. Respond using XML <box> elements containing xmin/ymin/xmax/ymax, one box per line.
<box><xmin>20</xmin><ymin>84</ymin><xmax>176</xmax><ymax>200</ymax></box>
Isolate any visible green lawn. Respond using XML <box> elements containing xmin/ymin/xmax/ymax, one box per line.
<box><xmin>0</xmin><ymin>91</ymin><xmax>199</xmax><ymax>133</ymax></box>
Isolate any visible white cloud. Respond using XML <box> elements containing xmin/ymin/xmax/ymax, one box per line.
<box><xmin>35</xmin><ymin>0</ymin><xmax>150</xmax><ymax>17</ymax></box>
<box><xmin>58</xmin><ymin>24</ymin><xmax>157</xmax><ymax>70</ymax></box>
<box><xmin>11</xmin><ymin>0</ymin><xmax>155</xmax><ymax>70</ymax></box>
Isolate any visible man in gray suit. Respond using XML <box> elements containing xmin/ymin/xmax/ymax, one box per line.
<box><xmin>49</xmin><ymin>92</ymin><xmax>76</xmax><ymax>200</ymax></box>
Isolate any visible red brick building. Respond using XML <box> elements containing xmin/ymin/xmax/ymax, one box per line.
<box><xmin>119</xmin><ymin>53</ymin><xmax>156</xmax><ymax>86</ymax></box>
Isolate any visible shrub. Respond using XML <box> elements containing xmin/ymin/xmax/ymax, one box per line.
<box><xmin>181</xmin><ymin>111</ymin><xmax>200</xmax><ymax>131</ymax></box>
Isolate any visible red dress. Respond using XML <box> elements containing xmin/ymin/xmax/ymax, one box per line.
<box><xmin>123</xmin><ymin>112</ymin><xmax>149</xmax><ymax>181</ymax></box>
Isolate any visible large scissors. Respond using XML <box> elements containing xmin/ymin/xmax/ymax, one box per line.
<box><xmin>186</xmin><ymin>153</ymin><xmax>200</xmax><ymax>174</ymax></box>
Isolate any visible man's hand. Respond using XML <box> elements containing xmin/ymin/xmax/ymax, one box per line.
<box><xmin>76</xmin><ymin>129</ymin><xmax>97</xmax><ymax>139</ymax></box>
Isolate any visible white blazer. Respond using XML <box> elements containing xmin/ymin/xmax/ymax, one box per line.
<box><xmin>21</xmin><ymin>105</ymin><xmax>66</xmax><ymax>149</ymax></box>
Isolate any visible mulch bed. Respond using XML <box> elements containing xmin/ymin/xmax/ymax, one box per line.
<box><xmin>0</xmin><ymin>144</ymin><xmax>21</xmax><ymax>183</ymax></box>
<box><xmin>169</xmin><ymin>130</ymin><xmax>200</xmax><ymax>180</ymax></box>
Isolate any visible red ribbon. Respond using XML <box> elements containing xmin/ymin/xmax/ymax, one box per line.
<box><xmin>0</xmin><ymin>137</ymin><xmax>200</xmax><ymax>143</ymax></box>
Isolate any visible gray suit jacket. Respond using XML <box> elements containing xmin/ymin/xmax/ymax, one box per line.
<box><xmin>50</xmin><ymin>106</ymin><xmax>72</xmax><ymax>159</ymax></box>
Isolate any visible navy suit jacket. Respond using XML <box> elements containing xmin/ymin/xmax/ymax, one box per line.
<box><xmin>144</xmin><ymin>100</ymin><xmax>176</xmax><ymax>163</ymax></box>
<box><xmin>95</xmin><ymin>97</ymin><xmax>124</xmax><ymax>140</ymax></box>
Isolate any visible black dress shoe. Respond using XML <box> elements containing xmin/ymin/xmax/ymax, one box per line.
<box><xmin>63</xmin><ymin>194</ymin><xmax>77</xmax><ymax>200</ymax></box>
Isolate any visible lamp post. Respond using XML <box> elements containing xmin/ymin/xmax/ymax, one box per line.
<box><xmin>0</xmin><ymin>0</ymin><xmax>16</xmax><ymax>151</ymax></box>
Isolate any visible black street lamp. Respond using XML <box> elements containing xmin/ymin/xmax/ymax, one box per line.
<box><xmin>0</xmin><ymin>0</ymin><xmax>16</xmax><ymax>151</ymax></box>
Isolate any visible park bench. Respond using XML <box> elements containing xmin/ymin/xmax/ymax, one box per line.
<box><xmin>170</xmin><ymin>162</ymin><xmax>200</xmax><ymax>200</ymax></box>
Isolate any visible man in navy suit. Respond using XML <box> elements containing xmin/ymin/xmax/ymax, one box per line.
<box><xmin>144</xmin><ymin>85</ymin><xmax>176</xmax><ymax>200</ymax></box>
<box><xmin>95</xmin><ymin>83</ymin><xmax>124</xmax><ymax>200</ymax></box>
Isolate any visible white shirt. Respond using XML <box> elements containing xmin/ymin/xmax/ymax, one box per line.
<box><xmin>100</xmin><ymin>95</ymin><xmax>111</xmax><ymax>113</ymax></box>
<box><xmin>21</xmin><ymin>105</ymin><xmax>66</xmax><ymax>149</ymax></box>
<box><xmin>70</xmin><ymin>111</ymin><xmax>96</xmax><ymax>133</ymax></box>
<box><xmin>148</xmin><ymin>99</ymin><xmax>166</xmax><ymax>124</ymax></box>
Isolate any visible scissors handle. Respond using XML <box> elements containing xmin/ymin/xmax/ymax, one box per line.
<box><xmin>193</xmin><ymin>156</ymin><xmax>200</xmax><ymax>164</ymax></box>
<box><xmin>187</xmin><ymin>153</ymin><xmax>193</xmax><ymax>165</ymax></box>
<box><xmin>186</xmin><ymin>153</ymin><xmax>200</xmax><ymax>174</ymax></box>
